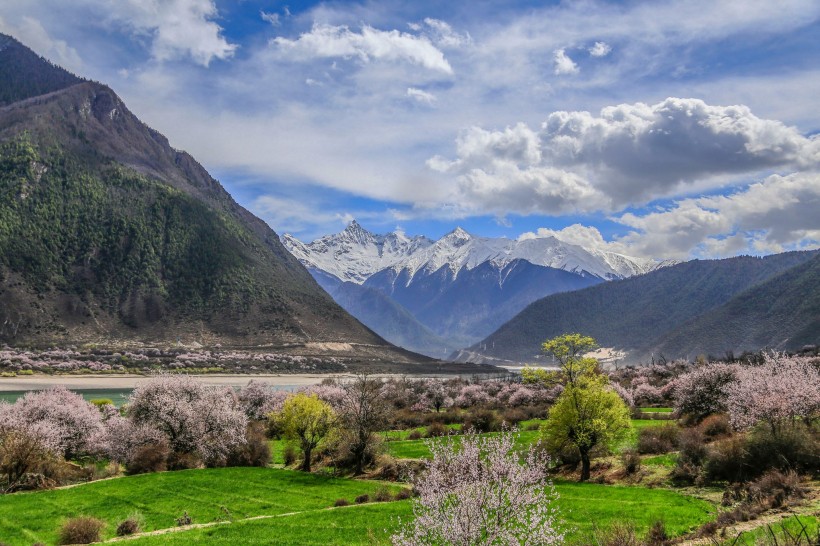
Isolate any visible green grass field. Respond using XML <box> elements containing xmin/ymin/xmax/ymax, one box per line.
<box><xmin>719</xmin><ymin>515</ymin><xmax>819</xmax><ymax>545</ymax></box>
<box><xmin>638</xmin><ymin>407</ymin><xmax>674</xmax><ymax>413</ymax></box>
<box><xmin>0</xmin><ymin>467</ymin><xmax>401</xmax><ymax>545</ymax></box>
<box><xmin>86</xmin><ymin>477</ymin><xmax>714</xmax><ymax>545</ymax></box>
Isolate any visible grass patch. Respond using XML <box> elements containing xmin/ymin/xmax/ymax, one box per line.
<box><xmin>386</xmin><ymin>429</ymin><xmax>541</xmax><ymax>460</ymax></box>
<box><xmin>99</xmin><ymin>480</ymin><xmax>714</xmax><ymax>545</ymax></box>
<box><xmin>643</xmin><ymin>453</ymin><xmax>678</xmax><ymax>467</ymax></box>
<box><xmin>639</xmin><ymin>407</ymin><xmax>674</xmax><ymax>413</ymax></box>
<box><xmin>0</xmin><ymin>467</ymin><xmax>400</xmax><ymax>545</ymax></box>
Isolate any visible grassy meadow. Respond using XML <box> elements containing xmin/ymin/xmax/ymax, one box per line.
<box><xmin>0</xmin><ymin>467</ymin><xmax>715</xmax><ymax>545</ymax></box>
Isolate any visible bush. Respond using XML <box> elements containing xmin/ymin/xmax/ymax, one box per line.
<box><xmin>671</xmin><ymin>428</ymin><xmax>707</xmax><ymax>484</ymax></box>
<box><xmin>355</xmin><ymin>494</ymin><xmax>369</xmax><ymax>504</ymax></box>
<box><xmin>425</xmin><ymin>422</ymin><xmax>447</xmax><ymax>438</ymax></box>
<box><xmin>703</xmin><ymin>435</ymin><xmax>749</xmax><ymax>483</ymax></box>
<box><xmin>462</xmin><ymin>408</ymin><xmax>500</xmax><ymax>433</ymax></box>
<box><xmin>175</xmin><ymin>512</ymin><xmax>192</xmax><ymax>526</ymax></box>
<box><xmin>594</xmin><ymin>522</ymin><xmax>639</xmax><ymax>545</ymax></box>
<box><xmin>373</xmin><ymin>486</ymin><xmax>392</xmax><ymax>502</ymax></box>
<box><xmin>226</xmin><ymin>423</ymin><xmax>272</xmax><ymax>467</ymax></box>
<box><xmin>58</xmin><ymin>517</ymin><xmax>105</xmax><ymax>545</ymax></box>
<box><xmin>746</xmin><ymin>470</ymin><xmax>807</xmax><ymax>508</ymax></box>
<box><xmin>395</xmin><ymin>488</ymin><xmax>413</xmax><ymax>500</ymax></box>
<box><xmin>637</xmin><ymin>425</ymin><xmax>680</xmax><ymax>454</ymax></box>
<box><xmin>645</xmin><ymin>520</ymin><xmax>668</xmax><ymax>545</ymax></box>
<box><xmin>166</xmin><ymin>451</ymin><xmax>201</xmax><ymax>471</ymax></box>
<box><xmin>407</xmin><ymin>430</ymin><xmax>422</xmax><ymax>440</ymax></box>
<box><xmin>334</xmin><ymin>498</ymin><xmax>350</xmax><ymax>507</ymax></box>
<box><xmin>115</xmin><ymin>517</ymin><xmax>141</xmax><ymax>536</ymax></box>
<box><xmin>282</xmin><ymin>444</ymin><xmax>298</xmax><ymax>466</ymax></box>
<box><xmin>698</xmin><ymin>414</ymin><xmax>731</xmax><ymax>439</ymax></box>
<box><xmin>621</xmin><ymin>449</ymin><xmax>641</xmax><ymax>475</ymax></box>
<box><xmin>500</xmin><ymin>407</ymin><xmax>528</xmax><ymax>426</ymax></box>
<box><xmin>126</xmin><ymin>442</ymin><xmax>169</xmax><ymax>475</ymax></box>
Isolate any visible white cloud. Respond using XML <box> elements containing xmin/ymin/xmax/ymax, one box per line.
<box><xmin>421</xmin><ymin>18</ymin><xmax>471</xmax><ymax>48</ymax></box>
<box><xmin>0</xmin><ymin>15</ymin><xmax>82</xmax><ymax>71</ymax></box>
<box><xmin>589</xmin><ymin>41</ymin><xmax>611</xmax><ymax>57</ymax></box>
<box><xmin>614</xmin><ymin>171</ymin><xmax>820</xmax><ymax>258</ymax></box>
<box><xmin>272</xmin><ymin>23</ymin><xmax>453</xmax><ymax>74</ymax></box>
<box><xmin>407</xmin><ymin>87</ymin><xmax>436</xmax><ymax>104</ymax></box>
<box><xmin>519</xmin><ymin>224</ymin><xmax>630</xmax><ymax>254</ymax></box>
<box><xmin>261</xmin><ymin>11</ymin><xmax>280</xmax><ymax>27</ymax></box>
<box><xmin>107</xmin><ymin>0</ymin><xmax>237</xmax><ymax>66</ymax></box>
<box><xmin>553</xmin><ymin>48</ymin><xmax>579</xmax><ymax>75</ymax></box>
<box><xmin>431</xmin><ymin>98</ymin><xmax>820</xmax><ymax>217</ymax></box>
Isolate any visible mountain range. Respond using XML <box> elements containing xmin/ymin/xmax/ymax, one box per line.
<box><xmin>456</xmin><ymin>250</ymin><xmax>820</xmax><ymax>364</ymax></box>
<box><xmin>0</xmin><ymin>33</ymin><xmax>432</xmax><ymax>367</ymax></box>
<box><xmin>283</xmin><ymin>222</ymin><xmax>674</xmax><ymax>357</ymax></box>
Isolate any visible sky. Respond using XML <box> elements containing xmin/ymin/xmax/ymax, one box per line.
<box><xmin>1</xmin><ymin>0</ymin><xmax>819</xmax><ymax>259</ymax></box>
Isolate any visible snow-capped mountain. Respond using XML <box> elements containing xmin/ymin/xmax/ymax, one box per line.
<box><xmin>283</xmin><ymin>222</ymin><xmax>670</xmax><ymax>284</ymax></box>
<box><xmin>282</xmin><ymin>222</ymin><xmax>676</xmax><ymax>358</ymax></box>
<box><xmin>282</xmin><ymin>221</ymin><xmax>433</xmax><ymax>284</ymax></box>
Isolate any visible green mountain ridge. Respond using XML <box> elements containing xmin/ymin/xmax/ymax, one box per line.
<box><xmin>460</xmin><ymin>251</ymin><xmax>820</xmax><ymax>364</ymax></box>
<box><xmin>0</xmin><ymin>33</ymin><xmax>427</xmax><ymax>363</ymax></box>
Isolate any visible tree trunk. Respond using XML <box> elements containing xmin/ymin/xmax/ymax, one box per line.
<box><xmin>302</xmin><ymin>446</ymin><xmax>312</xmax><ymax>473</ymax></box>
<box><xmin>580</xmin><ymin>449</ymin><xmax>591</xmax><ymax>482</ymax></box>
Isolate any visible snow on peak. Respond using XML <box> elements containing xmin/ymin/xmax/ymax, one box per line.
<box><xmin>281</xmin><ymin>221</ymin><xmax>434</xmax><ymax>283</ymax></box>
<box><xmin>282</xmin><ymin>222</ymin><xmax>673</xmax><ymax>284</ymax></box>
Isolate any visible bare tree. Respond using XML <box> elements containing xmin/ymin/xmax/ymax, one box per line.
<box><xmin>338</xmin><ymin>373</ymin><xmax>390</xmax><ymax>474</ymax></box>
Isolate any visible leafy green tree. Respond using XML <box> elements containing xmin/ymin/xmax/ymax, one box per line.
<box><xmin>274</xmin><ymin>394</ymin><xmax>336</xmax><ymax>472</ymax></box>
<box><xmin>541</xmin><ymin>374</ymin><xmax>631</xmax><ymax>481</ymax></box>
<box><xmin>541</xmin><ymin>333</ymin><xmax>600</xmax><ymax>385</ymax></box>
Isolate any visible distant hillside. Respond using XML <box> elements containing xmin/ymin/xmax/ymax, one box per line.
<box><xmin>459</xmin><ymin>251</ymin><xmax>819</xmax><ymax>363</ymax></box>
<box><xmin>0</xmin><ymin>33</ymin><xmax>425</xmax><ymax>364</ymax></box>
<box><xmin>649</xmin><ymin>252</ymin><xmax>820</xmax><ymax>359</ymax></box>
<box><xmin>311</xmin><ymin>269</ymin><xmax>456</xmax><ymax>358</ymax></box>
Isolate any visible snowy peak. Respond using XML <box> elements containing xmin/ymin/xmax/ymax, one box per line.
<box><xmin>281</xmin><ymin>221</ymin><xmax>434</xmax><ymax>283</ymax></box>
<box><xmin>282</xmin><ymin>222</ymin><xmax>673</xmax><ymax>284</ymax></box>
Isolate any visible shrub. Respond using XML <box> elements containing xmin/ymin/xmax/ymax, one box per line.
<box><xmin>126</xmin><ymin>441</ymin><xmax>169</xmax><ymax>475</ymax></box>
<box><xmin>166</xmin><ymin>451</ymin><xmax>201</xmax><ymax>471</ymax></box>
<box><xmin>175</xmin><ymin>512</ymin><xmax>192</xmax><ymax>526</ymax></box>
<box><xmin>703</xmin><ymin>435</ymin><xmax>749</xmax><ymax>483</ymax></box>
<box><xmin>58</xmin><ymin>517</ymin><xmax>105</xmax><ymax>545</ymax></box>
<box><xmin>282</xmin><ymin>444</ymin><xmax>298</xmax><ymax>466</ymax></box>
<box><xmin>621</xmin><ymin>449</ymin><xmax>641</xmax><ymax>475</ymax></box>
<box><xmin>425</xmin><ymin>422</ymin><xmax>447</xmax><ymax>438</ymax></box>
<box><xmin>334</xmin><ymin>498</ymin><xmax>350</xmax><ymax>507</ymax></box>
<box><xmin>407</xmin><ymin>430</ymin><xmax>422</xmax><ymax>440</ymax></box>
<box><xmin>593</xmin><ymin>522</ymin><xmax>638</xmax><ymax>546</ymax></box>
<box><xmin>115</xmin><ymin>517</ymin><xmax>141</xmax><ymax>536</ymax></box>
<box><xmin>395</xmin><ymin>488</ymin><xmax>413</xmax><ymax>500</ymax></box>
<box><xmin>698</xmin><ymin>414</ymin><xmax>732</xmax><ymax>439</ymax></box>
<box><xmin>462</xmin><ymin>408</ymin><xmax>500</xmax><ymax>433</ymax></box>
<box><xmin>637</xmin><ymin>425</ymin><xmax>680</xmax><ymax>454</ymax></box>
<box><xmin>746</xmin><ymin>470</ymin><xmax>806</xmax><ymax>508</ymax></box>
<box><xmin>500</xmin><ymin>407</ymin><xmax>528</xmax><ymax>426</ymax></box>
<box><xmin>671</xmin><ymin>428</ymin><xmax>707</xmax><ymax>484</ymax></box>
<box><xmin>355</xmin><ymin>493</ymin><xmax>369</xmax><ymax>504</ymax></box>
<box><xmin>375</xmin><ymin>454</ymin><xmax>400</xmax><ymax>481</ymax></box>
<box><xmin>645</xmin><ymin>520</ymin><xmax>668</xmax><ymax>545</ymax></box>
<box><xmin>226</xmin><ymin>423</ymin><xmax>272</xmax><ymax>468</ymax></box>
<box><xmin>374</xmin><ymin>486</ymin><xmax>392</xmax><ymax>502</ymax></box>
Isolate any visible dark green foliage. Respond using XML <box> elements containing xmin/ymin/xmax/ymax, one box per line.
<box><xmin>474</xmin><ymin>252</ymin><xmax>819</xmax><ymax>362</ymax></box>
<box><xmin>0</xmin><ymin>34</ymin><xmax>83</xmax><ymax>107</ymax></box>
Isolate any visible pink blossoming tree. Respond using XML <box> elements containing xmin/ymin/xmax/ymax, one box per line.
<box><xmin>392</xmin><ymin>429</ymin><xmax>564</xmax><ymax>546</ymax></box>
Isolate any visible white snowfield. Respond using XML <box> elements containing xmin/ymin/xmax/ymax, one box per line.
<box><xmin>282</xmin><ymin>220</ymin><xmax>674</xmax><ymax>285</ymax></box>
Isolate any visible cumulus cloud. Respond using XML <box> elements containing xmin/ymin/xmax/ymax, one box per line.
<box><xmin>431</xmin><ymin>98</ymin><xmax>820</xmax><ymax>216</ymax></box>
<box><xmin>553</xmin><ymin>48</ymin><xmax>579</xmax><ymax>75</ymax></box>
<box><xmin>407</xmin><ymin>87</ymin><xmax>436</xmax><ymax>104</ymax></box>
<box><xmin>615</xmin><ymin>171</ymin><xmax>820</xmax><ymax>258</ymax></box>
<box><xmin>519</xmin><ymin>224</ymin><xmax>629</xmax><ymax>254</ymax></box>
<box><xmin>107</xmin><ymin>0</ymin><xmax>237</xmax><ymax>66</ymax></box>
<box><xmin>588</xmin><ymin>41</ymin><xmax>611</xmax><ymax>57</ymax></box>
<box><xmin>273</xmin><ymin>23</ymin><xmax>453</xmax><ymax>74</ymax></box>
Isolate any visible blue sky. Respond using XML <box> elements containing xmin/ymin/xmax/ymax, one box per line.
<box><xmin>1</xmin><ymin>0</ymin><xmax>819</xmax><ymax>258</ymax></box>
